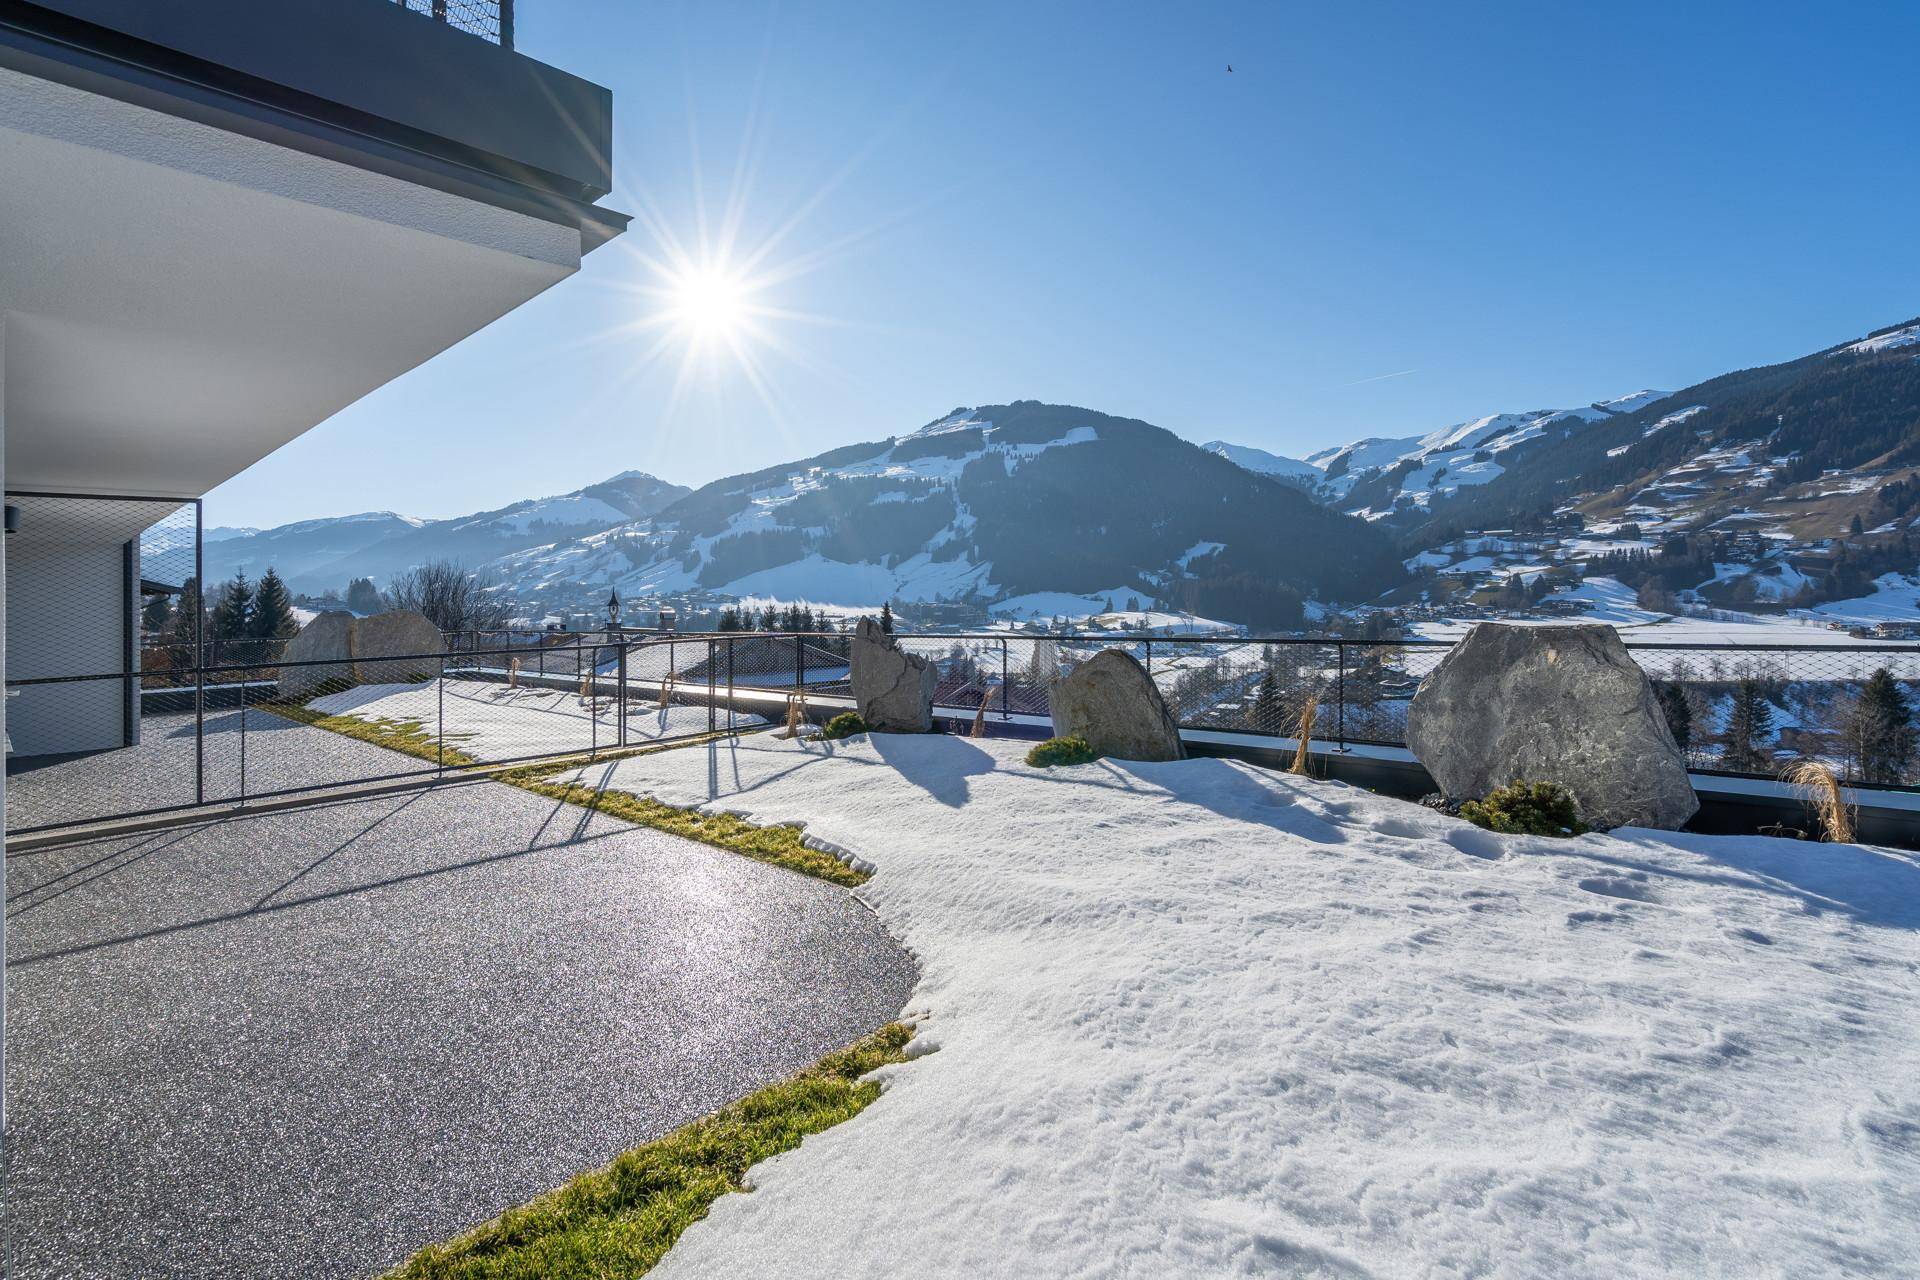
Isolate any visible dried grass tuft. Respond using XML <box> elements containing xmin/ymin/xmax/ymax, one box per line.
<box><xmin>1290</xmin><ymin>697</ymin><xmax>1318</xmax><ymax>776</ymax></box>
<box><xmin>1781</xmin><ymin>759</ymin><xmax>1855</xmax><ymax>843</ymax></box>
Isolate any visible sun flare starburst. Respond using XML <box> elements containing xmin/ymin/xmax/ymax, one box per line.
<box><xmin>663</xmin><ymin>262</ymin><xmax>754</xmax><ymax>344</ymax></box>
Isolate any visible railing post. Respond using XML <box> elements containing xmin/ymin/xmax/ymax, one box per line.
<box><xmin>707</xmin><ymin>638</ymin><xmax>716</xmax><ymax>734</ymax></box>
<box><xmin>1000</xmin><ymin>638</ymin><xmax>1009</xmax><ymax>720</ymax></box>
<box><xmin>437</xmin><ymin>652</ymin><xmax>446</xmax><ymax>772</ymax></box>
<box><xmin>1336</xmin><ymin>641</ymin><xmax>1348</xmax><ymax>753</ymax></box>
<box><xmin>618</xmin><ymin>642</ymin><xmax>628</xmax><ymax>748</ymax></box>
<box><xmin>193</xmin><ymin>496</ymin><xmax>204</xmax><ymax>806</ymax></box>
<box><xmin>726</xmin><ymin>636</ymin><xmax>736</xmax><ymax>734</ymax></box>
<box><xmin>499</xmin><ymin>0</ymin><xmax>514</xmax><ymax>49</ymax></box>
<box><xmin>238</xmin><ymin>676</ymin><xmax>248</xmax><ymax>802</ymax></box>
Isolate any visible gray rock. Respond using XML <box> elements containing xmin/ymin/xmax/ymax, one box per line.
<box><xmin>1406</xmin><ymin>623</ymin><xmax>1697</xmax><ymax>830</ymax></box>
<box><xmin>1047</xmin><ymin>649</ymin><xmax>1185</xmax><ymax>763</ymax></box>
<box><xmin>352</xmin><ymin>610</ymin><xmax>445</xmax><ymax>686</ymax></box>
<box><xmin>850</xmin><ymin>617</ymin><xmax>936</xmax><ymax>732</ymax></box>
<box><xmin>277</xmin><ymin>612</ymin><xmax>357</xmax><ymax>699</ymax></box>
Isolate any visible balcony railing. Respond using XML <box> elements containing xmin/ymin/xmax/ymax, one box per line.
<box><xmin>11</xmin><ymin>627</ymin><xmax>1920</xmax><ymax>836</ymax></box>
<box><xmin>390</xmin><ymin>0</ymin><xmax>513</xmax><ymax>49</ymax></box>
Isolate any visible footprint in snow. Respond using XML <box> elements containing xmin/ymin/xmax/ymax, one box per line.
<box><xmin>1445</xmin><ymin>828</ymin><xmax>1505</xmax><ymax>861</ymax></box>
<box><xmin>1577</xmin><ymin>875</ymin><xmax>1658</xmax><ymax>904</ymax></box>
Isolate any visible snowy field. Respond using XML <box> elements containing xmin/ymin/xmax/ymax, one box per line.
<box><xmin>1419</xmin><ymin>577</ymin><xmax>1918</xmax><ymax>651</ymax></box>
<box><xmin>558</xmin><ymin>734</ymin><xmax>1920</xmax><ymax>1279</ymax></box>
<box><xmin>307</xmin><ymin>682</ymin><xmax>758</xmax><ymax>761</ymax></box>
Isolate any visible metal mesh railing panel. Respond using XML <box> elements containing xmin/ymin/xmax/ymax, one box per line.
<box><xmin>388</xmin><ymin>0</ymin><xmax>510</xmax><ymax>45</ymax></box>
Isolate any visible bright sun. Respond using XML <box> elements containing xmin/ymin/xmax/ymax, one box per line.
<box><xmin>666</xmin><ymin>264</ymin><xmax>751</xmax><ymax>342</ymax></box>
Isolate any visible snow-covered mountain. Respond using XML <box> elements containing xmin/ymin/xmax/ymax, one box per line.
<box><xmin>1205</xmin><ymin>391</ymin><xmax>1667</xmax><ymax>517</ymax></box>
<box><xmin>492</xmin><ymin>402</ymin><xmax>1407</xmax><ymax>629</ymax></box>
<box><xmin>1197</xmin><ymin>440</ymin><xmax>1320</xmax><ymax>486</ymax></box>
<box><xmin>203</xmin><ymin>472</ymin><xmax>688</xmax><ymax>593</ymax></box>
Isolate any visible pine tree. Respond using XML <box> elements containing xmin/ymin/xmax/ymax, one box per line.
<box><xmin>879</xmin><ymin>602</ymin><xmax>894</xmax><ymax>635</ymax></box>
<box><xmin>208</xmin><ymin>570</ymin><xmax>253</xmax><ymax>646</ymax></box>
<box><xmin>717</xmin><ymin>607</ymin><xmax>739</xmax><ymax>632</ymax></box>
<box><xmin>249</xmin><ymin>567</ymin><xmax>299</xmax><ymax>642</ymax></box>
<box><xmin>1850</xmin><ymin>513</ymin><xmax>1865</xmax><ymax>536</ymax></box>
<box><xmin>1249</xmin><ymin>668</ymin><xmax>1283</xmax><ymax>733</ymax></box>
<box><xmin>1721</xmin><ymin>679</ymin><xmax>1775</xmax><ymax>772</ymax></box>
<box><xmin>1846</xmin><ymin>667</ymin><xmax>1917</xmax><ymax>784</ymax></box>
<box><xmin>162</xmin><ymin>576</ymin><xmax>204</xmax><ymax>670</ymax></box>
<box><xmin>1655</xmin><ymin>681</ymin><xmax>1693</xmax><ymax>752</ymax></box>
<box><xmin>141</xmin><ymin>592</ymin><xmax>173</xmax><ymax>634</ymax></box>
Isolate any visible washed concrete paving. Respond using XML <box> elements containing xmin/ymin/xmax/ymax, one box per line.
<box><xmin>4</xmin><ymin>768</ymin><xmax>916</xmax><ymax>1279</ymax></box>
<box><xmin>5</xmin><ymin>707</ymin><xmax>433</xmax><ymax>830</ymax></box>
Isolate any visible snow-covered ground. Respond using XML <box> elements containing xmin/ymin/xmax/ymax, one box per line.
<box><xmin>1806</xmin><ymin>573</ymin><xmax>1920</xmax><ymax>627</ymax></box>
<box><xmin>1416</xmin><ymin>577</ymin><xmax>1915</xmax><ymax>650</ymax></box>
<box><xmin>560</xmin><ymin>734</ymin><xmax>1920</xmax><ymax>1279</ymax></box>
<box><xmin>307</xmin><ymin>682</ymin><xmax>756</xmax><ymax>760</ymax></box>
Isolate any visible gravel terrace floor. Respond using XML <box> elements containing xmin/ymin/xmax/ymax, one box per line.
<box><xmin>5</xmin><ymin>707</ymin><xmax>436</xmax><ymax>831</ymax></box>
<box><xmin>3</xmin><ymin>768</ymin><xmax>916</xmax><ymax>1279</ymax></box>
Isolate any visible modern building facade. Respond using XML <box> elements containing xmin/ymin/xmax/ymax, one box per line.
<box><xmin>1</xmin><ymin>0</ymin><xmax>624</xmax><ymax>1114</ymax></box>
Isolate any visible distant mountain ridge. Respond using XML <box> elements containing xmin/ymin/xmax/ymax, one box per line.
<box><xmin>195</xmin><ymin>315</ymin><xmax>1920</xmax><ymax>628</ymax></box>
<box><xmin>489</xmin><ymin>401</ymin><xmax>1408</xmax><ymax>627</ymax></box>
<box><xmin>203</xmin><ymin>472</ymin><xmax>688</xmax><ymax>594</ymax></box>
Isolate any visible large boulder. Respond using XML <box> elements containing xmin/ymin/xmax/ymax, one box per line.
<box><xmin>850</xmin><ymin>617</ymin><xmax>936</xmax><ymax>732</ymax></box>
<box><xmin>277</xmin><ymin>611</ymin><xmax>356</xmax><ymax>699</ymax></box>
<box><xmin>1406</xmin><ymin>623</ymin><xmax>1697</xmax><ymax>830</ymax></box>
<box><xmin>352</xmin><ymin>610</ymin><xmax>444</xmax><ymax>685</ymax></box>
<box><xmin>1047</xmin><ymin>649</ymin><xmax>1185</xmax><ymax>763</ymax></box>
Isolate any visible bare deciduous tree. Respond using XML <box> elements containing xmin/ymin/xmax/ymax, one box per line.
<box><xmin>384</xmin><ymin>560</ymin><xmax>513</xmax><ymax>634</ymax></box>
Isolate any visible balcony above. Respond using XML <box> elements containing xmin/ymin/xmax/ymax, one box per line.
<box><xmin>0</xmin><ymin>0</ymin><xmax>625</xmax><ymax>243</ymax></box>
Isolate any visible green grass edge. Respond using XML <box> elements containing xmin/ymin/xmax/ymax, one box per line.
<box><xmin>381</xmin><ymin>1021</ymin><xmax>915</xmax><ymax>1280</ymax></box>
<box><xmin>263</xmin><ymin>702</ymin><xmax>868</xmax><ymax>887</ymax></box>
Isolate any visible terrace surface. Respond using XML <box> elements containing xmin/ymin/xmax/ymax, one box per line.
<box><xmin>3</xmin><ymin>768</ymin><xmax>916</xmax><ymax>1279</ymax></box>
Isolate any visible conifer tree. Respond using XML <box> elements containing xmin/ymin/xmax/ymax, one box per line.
<box><xmin>163</xmin><ymin>576</ymin><xmax>204</xmax><ymax>669</ymax></box>
<box><xmin>141</xmin><ymin>592</ymin><xmax>173</xmax><ymax>634</ymax></box>
<box><xmin>249</xmin><ymin>567</ymin><xmax>299</xmax><ymax>642</ymax></box>
<box><xmin>879</xmin><ymin>601</ymin><xmax>894</xmax><ymax>634</ymax></box>
<box><xmin>208</xmin><ymin>570</ymin><xmax>253</xmax><ymax>646</ymax></box>
<box><xmin>1249</xmin><ymin>668</ymin><xmax>1283</xmax><ymax>733</ymax></box>
<box><xmin>1845</xmin><ymin>667</ymin><xmax>1917</xmax><ymax>784</ymax></box>
<box><xmin>1655</xmin><ymin>681</ymin><xmax>1693</xmax><ymax>752</ymax></box>
<box><xmin>1721</xmin><ymin>678</ymin><xmax>1775</xmax><ymax>772</ymax></box>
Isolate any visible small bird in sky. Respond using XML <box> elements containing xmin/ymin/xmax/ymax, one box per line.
<box><xmin>1226</xmin><ymin>64</ymin><xmax>1233</xmax><ymax>73</ymax></box>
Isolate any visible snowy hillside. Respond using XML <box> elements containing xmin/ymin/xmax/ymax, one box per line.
<box><xmin>494</xmin><ymin>402</ymin><xmax>1406</xmax><ymax>628</ymax></box>
<box><xmin>203</xmin><ymin>472</ymin><xmax>688</xmax><ymax>595</ymax></box>
<box><xmin>566</xmin><ymin>734</ymin><xmax>1920</xmax><ymax>1279</ymax></box>
<box><xmin>1207</xmin><ymin>391</ymin><xmax>1667</xmax><ymax>518</ymax></box>
<box><xmin>1197</xmin><ymin>439</ymin><xmax>1320</xmax><ymax>485</ymax></box>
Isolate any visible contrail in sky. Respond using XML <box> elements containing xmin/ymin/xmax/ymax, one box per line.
<box><xmin>1339</xmin><ymin>368</ymin><xmax>1420</xmax><ymax>387</ymax></box>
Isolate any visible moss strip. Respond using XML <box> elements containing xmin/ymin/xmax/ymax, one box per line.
<box><xmin>382</xmin><ymin>1022</ymin><xmax>914</xmax><ymax>1279</ymax></box>
<box><xmin>502</xmin><ymin>764</ymin><xmax>867</xmax><ymax>887</ymax></box>
<box><xmin>264</xmin><ymin>702</ymin><xmax>866</xmax><ymax>886</ymax></box>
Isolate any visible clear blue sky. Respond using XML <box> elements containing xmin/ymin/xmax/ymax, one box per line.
<box><xmin>209</xmin><ymin>0</ymin><xmax>1920</xmax><ymax>528</ymax></box>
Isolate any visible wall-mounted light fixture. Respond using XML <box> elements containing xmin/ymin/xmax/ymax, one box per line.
<box><xmin>4</xmin><ymin>504</ymin><xmax>18</xmax><ymax>534</ymax></box>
